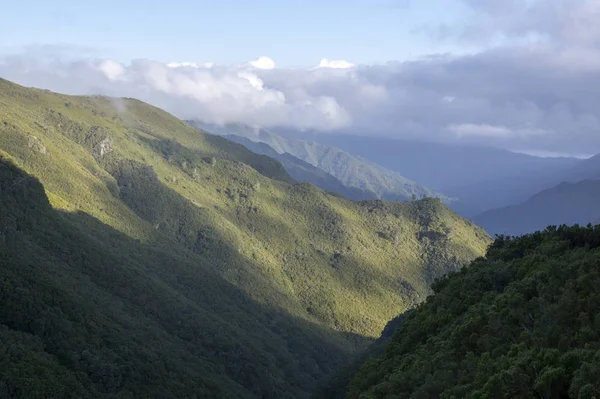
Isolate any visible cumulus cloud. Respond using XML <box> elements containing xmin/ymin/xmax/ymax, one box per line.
<box><xmin>97</xmin><ymin>60</ymin><xmax>126</xmax><ymax>81</ymax></box>
<box><xmin>0</xmin><ymin>55</ymin><xmax>353</xmax><ymax>131</ymax></box>
<box><xmin>249</xmin><ymin>56</ymin><xmax>276</xmax><ymax>70</ymax></box>
<box><xmin>317</xmin><ymin>59</ymin><xmax>355</xmax><ymax>69</ymax></box>
<box><xmin>167</xmin><ymin>61</ymin><xmax>215</xmax><ymax>69</ymax></box>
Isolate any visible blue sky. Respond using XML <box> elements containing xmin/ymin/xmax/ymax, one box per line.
<box><xmin>1</xmin><ymin>0</ymin><xmax>475</xmax><ymax>65</ymax></box>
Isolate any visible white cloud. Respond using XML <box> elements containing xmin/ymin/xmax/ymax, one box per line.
<box><xmin>513</xmin><ymin>149</ymin><xmax>594</xmax><ymax>159</ymax></box>
<box><xmin>449</xmin><ymin>123</ymin><xmax>514</xmax><ymax>138</ymax></box>
<box><xmin>97</xmin><ymin>60</ymin><xmax>126</xmax><ymax>81</ymax></box>
<box><xmin>166</xmin><ymin>61</ymin><xmax>215</xmax><ymax>69</ymax></box>
<box><xmin>249</xmin><ymin>56</ymin><xmax>276</xmax><ymax>70</ymax></box>
<box><xmin>3</xmin><ymin>14</ymin><xmax>600</xmax><ymax>157</ymax></box>
<box><xmin>317</xmin><ymin>58</ymin><xmax>355</xmax><ymax>69</ymax></box>
<box><xmin>449</xmin><ymin>123</ymin><xmax>547</xmax><ymax>138</ymax></box>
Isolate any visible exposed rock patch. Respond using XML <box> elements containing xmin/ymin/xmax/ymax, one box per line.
<box><xmin>92</xmin><ymin>138</ymin><xmax>113</xmax><ymax>160</ymax></box>
<box><xmin>27</xmin><ymin>135</ymin><xmax>47</xmax><ymax>154</ymax></box>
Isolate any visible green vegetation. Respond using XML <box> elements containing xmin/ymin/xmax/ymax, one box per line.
<box><xmin>224</xmin><ymin>134</ymin><xmax>377</xmax><ymax>201</ymax></box>
<box><xmin>191</xmin><ymin>121</ymin><xmax>447</xmax><ymax>202</ymax></box>
<box><xmin>0</xmin><ymin>78</ymin><xmax>489</xmax><ymax>397</ymax></box>
<box><xmin>334</xmin><ymin>226</ymin><xmax>600</xmax><ymax>398</ymax></box>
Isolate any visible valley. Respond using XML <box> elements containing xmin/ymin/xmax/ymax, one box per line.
<box><xmin>0</xmin><ymin>79</ymin><xmax>490</xmax><ymax>398</ymax></box>
<box><xmin>3</xmin><ymin>2</ymin><xmax>600</xmax><ymax>396</ymax></box>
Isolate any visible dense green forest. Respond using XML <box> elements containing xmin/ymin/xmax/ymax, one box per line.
<box><xmin>0</xmin><ymin>78</ymin><xmax>490</xmax><ymax>397</ymax></box>
<box><xmin>327</xmin><ymin>226</ymin><xmax>600</xmax><ymax>398</ymax></box>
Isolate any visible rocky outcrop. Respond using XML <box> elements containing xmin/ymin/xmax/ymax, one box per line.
<box><xmin>27</xmin><ymin>135</ymin><xmax>47</xmax><ymax>154</ymax></box>
<box><xmin>92</xmin><ymin>138</ymin><xmax>113</xmax><ymax>160</ymax></box>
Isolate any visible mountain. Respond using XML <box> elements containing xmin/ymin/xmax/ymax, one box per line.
<box><xmin>0</xmin><ymin>78</ymin><xmax>490</xmax><ymax>398</ymax></box>
<box><xmin>190</xmin><ymin>122</ymin><xmax>447</xmax><ymax>203</ymax></box>
<box><xmin>559</xmin><ymin>153</ymin><xmax>600</xmax><ymax>182</ymax></box>
<box><xmin>323</xmin><ymin>226</ymin><xmax>600</xmax><ymax>398</ymax></box>
<box><xmin>474</xmin><ymin>179</ymin><xmax>600</xmax><ymax>236</ymax></box>
<box><xmin>223</xmin><ymin>134</ymin><xmax>376</xmax><ymax>201</ymax></box>
<box><xmin>286</xmin><ymin>133</ymin><xmax>582</xmax><ymax>216</ymax></box>
<box><xmin>295</xmin><ymin>133</ymin><xmax>581</xmax><ymax>192</ymax></box>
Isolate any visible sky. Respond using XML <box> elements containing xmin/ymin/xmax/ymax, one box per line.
<box><xmin>2</xmin><ymin>0</ymin><xmax>600</xmax><ymax>157</ymax></box>
<box><xmin>0</xmin><ymin>0</ymin><xmax>475</xmax><ymax>65</ymax></box>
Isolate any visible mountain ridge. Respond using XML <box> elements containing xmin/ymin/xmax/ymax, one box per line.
<box><xmin>190</xmin><ymin>121</ymin><xmax>448</xmax><ymax>203</ymax></box>
<box><xmin>474</xmin><ymin>179</ymin><xmax>600</xmax><ymax>236</ymax></box>
<box><xmin>223</xmin><ymin>134</ymin><xmax>377</xmax><ymax>201</ymax></box>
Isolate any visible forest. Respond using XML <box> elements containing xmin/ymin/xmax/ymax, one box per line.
<box><xmin>332</xmin><ymin>225</ymin><xmax>600</xmax><ymax>398</ymax></box>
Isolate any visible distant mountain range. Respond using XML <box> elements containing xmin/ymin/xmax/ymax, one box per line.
<box><xmin>223</xmin><ymin>134</ymin><xmax>377</xmax><ymax>201</ymax></box>
<box><xmin>472</xmin><ymin>152</ymin><xmax>600</xmax><ymax>235</ymax></box>
<box><xmin>474</xmin><ymin>179</ymin><xmax>600</xmax><ymax>236</ymax></box>
<box><xmin>286</xmin><ymin>133</ymin><xmax>581</xmax><ymax>192</ymax></box>
<box><xmin>189</xmin><ymin>122</ymin><xmax>448</xmax><ymax>203</ymax></box>
<box><xmin>189</xmin><ymin>122</ymin><xmax>600</xmax><ymax>237</ymax></box>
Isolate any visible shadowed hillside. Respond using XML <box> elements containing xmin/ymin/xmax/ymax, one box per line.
<box><xmin>0</xmin><ymin>156</ymin><xmax>353</xmax><ymax>398</ymax></box>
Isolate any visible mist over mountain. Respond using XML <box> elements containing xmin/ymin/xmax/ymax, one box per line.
<box><xmin>303</xmin><ymin>133</ymin><xmax>580</xmax><ymax>190</ymax></box>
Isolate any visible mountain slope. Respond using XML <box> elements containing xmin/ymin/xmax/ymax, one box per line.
<box><xmin>330</xmin><ymin>226</ymin><xmax>600</xmax><ymax>398</ymax></box>
<box><xmin>0</xmin><ymin>78</ymin><xmax>491</xmax><ymax>397</ymax></box>
<box><xmin>558</xmin><ymin>153</ymin><xmax>600</xmax><ymax>182</ymax></box>
<box><xmin>224</xmin><ymin>134</ymin><xmax>376</xmax><ymax>201</ymax></box>
<box><xmin>191</xmin><ymin>122</ymin><xmax>447</xmax><ymax>202</ymax></box>
<box><xmin>0</xmin><ymin>155</ymin><xmax>344</xmax><ymax>398</ymax></box>
<box><xmin>474</xmin><ymin>179</ymin><xmax>600</xmax><ymax>236</ymax></box>
<box><xmin>288</xmin><ymin>133</ymin><xmax>581</xmax><ymax>216</ymax></box>
<box><xmin>301</xmin><ymin>133</ymin><xmax>581</xmax><ymax>191</ymax></box>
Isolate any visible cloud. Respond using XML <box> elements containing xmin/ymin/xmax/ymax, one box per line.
<box><xmin>167</xmin><ymin>61</ymin><xmax>215</xmax><ymax>69</ymax></box>
<box><xmin>249</xmin><ymin>56</ymin><xmax>276</xmax><ymax>70</ymax></box>
<box><xmin>97</xmin><ymin>60</ymin><xmax>126</xmax><ymax>81</ymax></box>
<box><xmin>513</xmin><ymin>149</ymin><xmax>594</xmax><ymax>159</ymax></box>
<box><xmin>0</xmin><ymin>55</ymin><xmax>352</xmax><ymax>131</ymax></box>
<box><xmin>449</xmin><ymin>124</ymin><xmax>514</xmax><ymax>138</ymax></box>
<box><xmin>317</xmin><ymin>59</ymin><xmax>355</xmax><ymax>69</ymax></box>
<box><xmin>454</xmin><ymin>0</ymin><xmax>600</xmax><ymax>47</ymax></box>
<box><xmin>449</xmin><ymin>123</ymin><xmax>547</xmax><ymax>138</ymax></box>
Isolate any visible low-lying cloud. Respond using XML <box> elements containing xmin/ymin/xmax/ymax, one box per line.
<box><xmin>2</xmin><ymin>0</ymin><xmax>600</xmax><ymax>155</ymax></box>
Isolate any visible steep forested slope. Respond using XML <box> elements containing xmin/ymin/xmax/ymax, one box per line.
<box><xmin>0</xmin><ymin>78</ymin><xmax>490</xmax><ymax>397</ymax></box>
<box><xmin>332</xmin><ymin>226</ymin><xmax>600</xmax><ymax>398</ymax></box>
<box><xmin>0</xmin><ymin>156</ymin><xmax>346</xmax><ymax>398</ymax></box>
